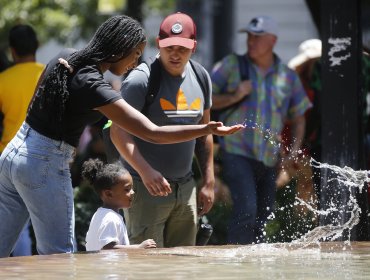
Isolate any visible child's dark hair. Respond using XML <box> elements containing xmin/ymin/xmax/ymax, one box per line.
<box><xmin>9</xmin><ymin>24</ymin><xmax>39</xmax><ymax>56</ymax></box>
<box><xmin>38</xmin><ymin>15</ymin><xmax>146</xmax><ymax>128</ymax></box>
<box><xmin>81</xmin><ymin>158</ymin><xmax>129</xmax><ymax>195</ymax></box>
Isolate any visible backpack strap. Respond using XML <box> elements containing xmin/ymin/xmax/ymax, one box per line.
<box><xmin>142</xmin><ymin>57</ymin><xmax>161</xmax><ymax>113</ymax></box>
<box><xmin>143</xmin><ymin>58</ymin><xmax>209</xmax><ymax>110</ymax></box>
<box><xmin>236</xmin><ymin>54</ymin><xmax>249</xmax><ymax>81</ymax></box>
<box><xmin>189</xmin><ymin>59</ymin><xmax>209</xmax><ymax>98</ymax></box>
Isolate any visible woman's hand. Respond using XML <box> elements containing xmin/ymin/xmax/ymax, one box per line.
<box><xmin>206</xmin><ymin>121</ymin><xmax>245</xmax><ymax>136</ymax></box>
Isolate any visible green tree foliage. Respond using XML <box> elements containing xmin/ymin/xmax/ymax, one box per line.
<box><xmin>0</xmin><ymin>0</ymin><xmax>176</xmax><ymax>62</ymax></box>
<box><xmin>0</xmin><ymin>0</ymin><xmax>107</xmax><ymax>51</ymax></box>
<box><xmin>0</xmin><ymin>0</ymin><xmax>176</xmax><ymax>70</ymax></box>
<box><xmin>143</xmin><ymin>0</ymin><xmax>175</xmax><ymax>15</ymax></box>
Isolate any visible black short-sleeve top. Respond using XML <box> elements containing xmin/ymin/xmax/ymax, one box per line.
<box><xmin>26</xmin><ymin>49</ymin><xmax>122</xmax><ymax>147</ymax></box>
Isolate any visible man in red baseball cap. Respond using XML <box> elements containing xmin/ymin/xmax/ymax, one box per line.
<box><xmin>111</xmin><ymin>12</ymin><xmax>215</xmax><ymax>247</ymax></box>
<box><xmin>158</xmin><ymin>12</ymin><xmax>197</xmax><ymax>49</ymax></box>
<box><xmin>152</xmin><ymin>12</ymin><xmax>198</xmax><ymax>77</ymax></box>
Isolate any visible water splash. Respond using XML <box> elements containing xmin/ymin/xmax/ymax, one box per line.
<box><xmin>242</xmin><ymin>118</ymin><xmax>281</xmax><ymax>147</ymax></box>
<box><xmin>232</xmin><ymin>119</ymin><xmax>367</xmax><ymax>246</ymax></box>
<box><xmin>310</xmin><ymin>158</ymin><xmax>369</xmax><ymax>193</ymax></box>
<box><xmin>293</xmin><ymin>158</ymin><xmax>367</xmax><ymax>245</ymax></box>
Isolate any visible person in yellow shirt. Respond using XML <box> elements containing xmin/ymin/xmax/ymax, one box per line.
<box><xmin>0</xmin><ymin>24</ymin><xmax>44</xmax><ymax>256</ymax></box>
<box><xmin>0</xmin><ymin>24</ymin><xmax>44</xmax><ymax>153</ymax></box>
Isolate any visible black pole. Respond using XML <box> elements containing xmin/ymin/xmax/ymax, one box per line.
<box><xmin>126</xmin><ymin>0</ymin><xmax>143</xmax><ymax>23</ymax></box>
<box><xmin>212</xmin><ymin>0</ymin><xmax>234</xmax><ymax>62</ymax></box>
<box><xmin>320</xmin><ymin>0</ymin><xmax>369</xmax><ymax>240</ymax></box>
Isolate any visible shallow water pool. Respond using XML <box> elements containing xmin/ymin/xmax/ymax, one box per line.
<box><xmin>1</xmin><ymin>242</ymin><xmax>369</xmax><ymax>279</ymax></box>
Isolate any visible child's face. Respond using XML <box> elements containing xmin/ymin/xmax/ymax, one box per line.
<box><xmin>108</xmin><ymin>173</ymin><xmax>134</xmax><ymax>210</ymax></box>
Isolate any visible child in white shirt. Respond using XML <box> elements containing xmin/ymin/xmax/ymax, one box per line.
<box><xmin>82</xmin><ymin>158</ymin><xmax>156</xmax><ymax>251</ymax></box>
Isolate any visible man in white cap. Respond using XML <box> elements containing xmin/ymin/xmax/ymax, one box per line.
<box><xmin>111</xmin><ymin>12</ymin><xmax>215</xmax><ymax>247</ymax></box>
<box><xmin>211</xmin><ymin>15</ymin><xmax>311</xmax><ymax>244</ymax></box>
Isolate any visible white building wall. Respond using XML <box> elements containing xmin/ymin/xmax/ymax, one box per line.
<box><xmin>234</xmin><ymin>0</ymin><xmax>318</xmax><ymax>63</ymax></box>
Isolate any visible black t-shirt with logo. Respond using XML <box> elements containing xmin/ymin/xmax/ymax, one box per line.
<box><xmin>26</xmin><ymin>49</ymin><xmax>121</xmax><ymax>147</ymax></box>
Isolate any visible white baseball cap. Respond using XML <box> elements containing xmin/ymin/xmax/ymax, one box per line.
<box><xmin>288</xmin><ymin>39</ymin><xmax>322</xmax><ymax>69</ymax></box>
<box><xmin>239</xmin><ymin>16</ymin><xmax>278</xmax><ymax>37</ymax></box>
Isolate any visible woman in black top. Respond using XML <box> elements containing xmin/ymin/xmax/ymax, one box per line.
<box><xmin>0</xmin><ymin>15</ymin><xmax>242</xmax><ymax>257</ymax></box>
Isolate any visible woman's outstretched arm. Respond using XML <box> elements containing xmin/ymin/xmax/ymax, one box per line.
<box><xmin>98</xmin><ymin>99</ymin><xmax>243</xmax><ymax>144</ymax></box>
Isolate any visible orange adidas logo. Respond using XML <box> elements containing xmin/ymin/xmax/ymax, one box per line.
<box><xmin>160</xmin><ymin>88</ymin><xmax>201</xmax><ymax>118</ymax></box>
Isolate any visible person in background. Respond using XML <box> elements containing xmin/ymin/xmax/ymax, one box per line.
<box><xmin>0</xmin><ymin>24</ymin><xmax>44</xmax><ymax>153</ymax></box>
<box><xmin>71</xmin><ymin>118</ymin><xmax>108</xmax><ymax>188</ymax></box>
<box><xmin>211</xmin><ymin>15</ymin><xmax>311</xmax><ymax>244</ymax></box>
<box><xmin>71</xmin><ymin>78</ymin><xmax>120</xmax><ymax>188</ymax></box>
<box><xmin>82</xmin><ymin>158</ymin><xmax>156</xmax><ymax>251</ymax></box>
<box><xmin>274</xmin><ymin>39</ymin><xmax>322</xmax><ymax>215</ymax></box>
<box><xmin>111</xmin><ymin>12</ymin><xmax>215</xmax><ymax>247</ymax></box>
<box><xmin>0</xmin><ymin>15</ymin><xmax>242</xmax><ymax>258</ymax></box>
<box><xmin>0</xmin><ymin>24</ymin><xmax>45</xmax><ymax>256</ymax></box>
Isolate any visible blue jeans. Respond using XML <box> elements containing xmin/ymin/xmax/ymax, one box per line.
<box><xmin>0</xmin><ymin>122</ymin><xmax>76</xmax><ymax>257</ymax></box>
<box><xmin>11</xmin><ymin>222</ymin><xmax>32</xmax><ymax>256</ymax></box>
<box><xmin>221</xmin><ymin>151</ymin><xmax>276</xmax><ymax>244</ymax></box>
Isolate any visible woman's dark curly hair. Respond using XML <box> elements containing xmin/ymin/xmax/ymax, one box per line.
<box><xmin>81</xmin><ymin>158</ymin><xmax>129</xmax><ymax>195</ymax></box>
<box><xmin>38</xmin><ymin>15</ymin><xmax>146</xmax><ymax>126</ymax></box>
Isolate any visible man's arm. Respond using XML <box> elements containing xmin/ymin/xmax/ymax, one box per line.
<box><xmin>211</xmin><ymin>56</ymin><xmax>252</xmax><ymax>110</ymax></box>
<box><xmin>212</xmin><ymin>80</ymin><xmax>252</xmax><ymax>110</ymax></box>
<box><xmin>110</xmin><ymin>123</ymin><xmax>172</xmax><ymax>196</ymax></box>
<box><xmin>195</xmin><ymin>108</ymin><xmax>215</xmax><ymax>215</ymax></box>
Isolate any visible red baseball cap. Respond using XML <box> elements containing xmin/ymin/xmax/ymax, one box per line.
<box><xmin>158</xmin><ymin>12</ymin><xmax>196</xmax><ymax>49</ymax></box>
